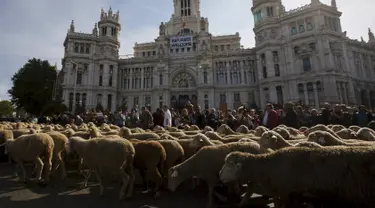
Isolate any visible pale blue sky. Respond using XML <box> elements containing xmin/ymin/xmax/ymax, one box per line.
<box><xmin>0</xmin><ymin>0</ymin><xmax>374</xmax><ymax>101</ymax></box>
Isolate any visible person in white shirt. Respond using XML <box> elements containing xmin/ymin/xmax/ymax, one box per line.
<box><xmin>163</xmin><ymin>105</ymin><xmax>172</xmax><ymax>127</ymax></box>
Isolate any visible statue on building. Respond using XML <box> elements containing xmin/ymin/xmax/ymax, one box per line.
<box><xmin>92</xmin><ymin>23</ymin><xmax>98</xmax><ymax>36</ymax></box>
<box><xmin>70</xmin><ymin>20</ymin><xmax>75</xmax><ymax>33</ymax></box>
<box><xmin>159</xmin><ymin>22</ymin><xmax>165</xmax><ymax>36</ymax></box>
<box><xmin>200</xmin><ymin>40</ymin><xmax>208</xmax><ymax>52</ymax></box>
<box><xmin>100</xmin><ymin>8</ymin><xmax>105</xmax><ymax>20</ymax></box>
<box><xmin>369</xmin><ymin>28</ymin><xmax>375</xmax><ymax>41</ymax></box>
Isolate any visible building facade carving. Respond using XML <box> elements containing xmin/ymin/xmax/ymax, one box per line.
<box><xmin>60</xmin><ymin>0</ymin><xmax>375</xmax><ymax>113</ymax></box>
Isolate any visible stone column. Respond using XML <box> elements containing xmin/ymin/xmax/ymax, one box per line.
<box><xmin>313</xmin><ymin>82</ymin><xmax>319</xmax><ymax>109</ymax></box>
<box><xmin>304</xmin><ymin>83</ymin><xmax>309</xmax><ymax>105</ymax></box>
<box><xmin>240</xmin><ymin>61</ymin><xmax>245</xmax><ymax>84</ymax></box>
<box><xmin>129</xmin><ymin>69</ymin><xmax>133</xmax><ymax>89</ymax></box>
<box><xmin>141</xmin><ymin>68</ymin><xmax>144</xmax><ymax>89</ymax></box>
<box><xmin>226</xmin><ymin>62</ymin><xmax>230</xmax><ymax>85</ymax></box>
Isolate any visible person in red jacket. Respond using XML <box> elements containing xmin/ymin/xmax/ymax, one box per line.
<box><xmin>262</xmin><ymin>103</ymin><xmax>279</xmax><ymax>129</ymax></box>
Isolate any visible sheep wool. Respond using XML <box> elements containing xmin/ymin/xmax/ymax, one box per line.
<box><xmin>168</xmin><ymin>142</ymin><xmax>262</xmax><ymax>208</ymax></box>
<box><xmin>220</xmin><ymin>146</ymin><xmax>375</xmax><ymax>207</ymax></box>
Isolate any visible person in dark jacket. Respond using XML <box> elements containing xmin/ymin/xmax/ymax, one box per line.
<box><xmin>194</xmin><ymin>105</ymin><xmax>206</xmax><ymax>129</ymax></box>
<box><xmin>282</xmin><ymin>102</ymin><xmax>299</xmax><ymax>128</ymax></box>
<box><xmin>139</xmin><ymin>106</ymin><xmax>154</xmax><ymax>130</ymax></box>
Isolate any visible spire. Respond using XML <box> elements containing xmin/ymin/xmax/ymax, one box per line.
<box><xmin>368</xmin><ymin>28</ymin><xmax>375</xmax><ymax>41</ymax></box>
<box><xmin>361</xmin><ymin>36</ymin><xmax>364</xmax><ymax>42</ymax></box>
<box><xmin>116</xmin><ymin>10</ymin><xmax>120</xmax><ymax>22</ymax></box>
<box><xmin>69</xmin><ymin>20</ymin><xmax>75</xmax><ymax>33</ymax></box>
<box><xmin>331</xmin><ymin>0</ymin><xmax>337</xmax><ymax>9</ymax></box>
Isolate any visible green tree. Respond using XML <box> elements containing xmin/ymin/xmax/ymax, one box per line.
<box><xmin>8</xmin><ymin>58</ymin><xmax>59</xmax><ymax>116</ymax></box>
<box><xmin>0</xmin><ymin>100</ymin><xmax>13</xmax><ymax>116</ymax></box>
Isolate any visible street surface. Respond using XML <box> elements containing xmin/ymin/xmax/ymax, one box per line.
<box><xmin>0</xmin><ymin>163</ymin><xmax>208</xmax><ymax>208</ymax></box>
<box><xmin>0</xmin><ymin>162</ymin><xmax>272</xmax><ymax>208</ymax></box>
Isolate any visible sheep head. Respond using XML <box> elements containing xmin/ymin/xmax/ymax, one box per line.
<box><xmin>167</xmin><ymin>166</ymin><xmax>185</xmax><ymax>193</ymax></box>
<box><xmin>219</xmin><ymin>151</ymin><xmax>244</xmax><ymax>184</ymax></box>
<box><xmin>273</xmin><ymin>127</ymin><xmax>290</xmax><ymax>139</ymax></box>
<box><xmin>307</xmin><ymin>131</ymin><xmax>327</xmax><ymax>145</ymax></box>
<box><xmin>254</xmin><ymin>126</ymin><xmax>267</xmax><ymax>137</ymax></box>
<box><xmin>191</xmin><ymin>134</ymin><xmax>213</xmax><ymax>148</ymax></box>
<box><xmin>119</xmin><ymin>128</ymin><xmax>131</xmax><ymax>139</ymax></box>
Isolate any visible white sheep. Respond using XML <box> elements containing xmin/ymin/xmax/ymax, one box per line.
<box><xmin>67</xmin><ymin>136</ymin><xmax>135</xmax><ymax>200</ymax></box>
<box><xmin>0</xmin><ymin>133</ymin><xmax>54</xmax><ymax>184</ymax></box>
<box><xmin>219</xmin><ymin>146</ymin><xmax>375</xmax><ymax>207</ymax></box>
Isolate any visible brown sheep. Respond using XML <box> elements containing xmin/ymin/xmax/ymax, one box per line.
<box><xmin>157</xmin><ymin>140</ymin><xmax>185</xmax><ymax>188</ymax></box>
<box><xmin>129</xmin><ymin>139</ymin><xmax>166</xmax><ymax>198</ymax></box>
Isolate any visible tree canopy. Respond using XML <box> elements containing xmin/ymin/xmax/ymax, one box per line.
<box><xmin>8</xmin><ymin>58</ymin><xmax>61</xmax><ymax>116</ymax></box>
<box><xmin>0</xmin><ymin>100</ymin><xmax>13</xmax><ymax>116</ymax></box>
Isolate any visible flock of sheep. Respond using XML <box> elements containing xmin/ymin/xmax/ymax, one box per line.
<box><xmin>1</xmin><ymin>122</ymin><xmax>375</xmax><ymax>207</ymax></box>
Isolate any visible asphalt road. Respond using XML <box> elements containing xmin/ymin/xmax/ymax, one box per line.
<box><xmin>0</xmin><ymin>163</ymin><xmax>210</xmax><ymax>208</ymax></box>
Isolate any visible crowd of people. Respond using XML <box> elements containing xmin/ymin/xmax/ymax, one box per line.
<box><xmin>22</xmin><ymin>101</ymin><xmax>375</xmax><ymax>130</ymax></box>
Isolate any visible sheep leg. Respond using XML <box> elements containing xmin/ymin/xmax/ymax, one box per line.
<box><xmin>125</xmin><ymin>157</ymin><xmax>135</xmax><ymax>199</ymax></box>
<box><xmin>42</xmin><ymin>155</ymin><xmax>52</xmax><ymax>183</ymax></box>
<box><xmin>78</xmin><ymin>158</ymin><xmax>84</xmax><ymax>175</ymax></box>
<box><xmin>34</xmin><ymin>157</ymin><xmax>44</xmax><ymax>182</ymax></box>
<box><xmin>148</xmin><ymin>168</ymin><xmax>162</xmax><ymax>199</ymax></box>
<box><xmin>17</xmin><ymin>162</ymin><xmax>28</xmax><ymax>184</ymax></box>
<box><xmin>207</xmin><ymin>185</ymin><xmax>215</xmax><ymax>208</ymax></box>
<box><xmin>119</xmin><ymin>163</ymin><xmax>130</xmax><ymax>200</ymax></box>
<box><xmin>239</xmin><ymin>183</ymin><xmax>254</xmax><ymax>207</ymax></box>
<box><xmin>81</xmin><ymin>170</ymin><xmax>92</xmax><ymax>189</ymax></box>
<box><xmin>94</xmin><ymin>169</ymin><xmax>104</xmax><ymax>196</ymax></box>
<box><xmin>55</xmin><ymin>153</ymin><xmax>67</xmax><ymax>180</ymax></box>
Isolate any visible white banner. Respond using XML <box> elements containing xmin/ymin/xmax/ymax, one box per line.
<box><xmin>170</xmin><ymin>36</ymin><xmax>193</xmax><ymax>49</ymax></box>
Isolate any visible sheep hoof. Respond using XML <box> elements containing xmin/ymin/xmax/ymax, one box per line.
<box><xmin>153</xmin><ymin>191</ymin><xmax>161</xmax><ymax>199</ymax></box>
<box><xmin>141</xmin><ymin>189</ymin><xmax>152</xmax><ymax>194</ymax></box>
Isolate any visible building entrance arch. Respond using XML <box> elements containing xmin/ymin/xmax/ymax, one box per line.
<box><xmin>170</xmin><ymin>72</ymin><xmax>197</xmax><ymax>110</ymax></box>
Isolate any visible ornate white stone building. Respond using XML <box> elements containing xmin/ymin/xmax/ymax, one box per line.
<box><xmin>61</xmin><ymin>0</ymin><xmax>375</xmax><ymax>113</ymax></box>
